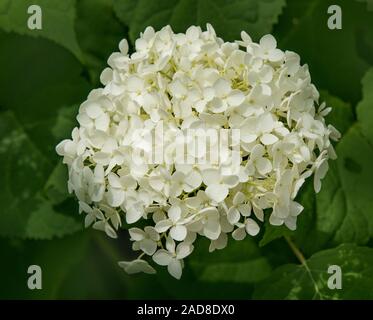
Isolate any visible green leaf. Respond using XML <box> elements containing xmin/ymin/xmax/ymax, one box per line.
<box><xmin>355</xmin><ymin>0</ymin><xmax>373</xmax><ymax>12</ymax></box>
<box><xmin>43</xmin><ymin>162</ymin><xmax>70</xmax><ymax>205</ymax></box>
<box><xmin>316</xmin><ymin>127</ymin><xmax>373</xmax><ymax>243</ymax></box>
<box><xmin>0</xmin><ymin>32</ymin><xmax>90</xmax><ymax>156</ymax></box>
<box><xmin>357</xmin><ymin>68</ymin><xmax>373</xmax><ymax>142</ymax></box>
<box><xmin>25</xmin><ymin>201</ymin><xmax>82</xmax><ymax>239</ymax></box>
<box><xmin>0</xmin><ymin>0</ymin><xmax>83</xmax><ymax>61</ymax></box>
<box><xmin>114</xmin><ymin>0</ymin><xmax>286</xmax><ymax>43</ymax></box>
<box><xmin>51</xmin><ymin>105</ymin><xmax>79</xmax><ymax>143</ymax></box>
<box><xmin>151</xmin><ymin>238</ymin><xmax>273</xmax><ymax>299</ymax></box>
<box><xmin>75</xmin><ymin>0</ymin><xmax>127</xmax><ymax>85</ymax></box>
<box><xmin>321</xmin><ymin>90</ymin><xmax>355</xmax><ymax>136</ymax></box>
<box><xmin>0</xmin><ymin>33</ymin><xmax>89</xmax><ymax>239</ymax></box>
<box><xmin>260</xmin><ymin>222</ymin><xmax>292</xmax><ymax>247</ymax></box>
<box><xmin>253</xmin><ymin>244</ymin><xmax>373</xmax><ymax>299</ymax></box>
<box><xmin>189</xmin><ymin>238</ymin><xmax>272</xmax><ymax>284</ymax></box>
<box><xmin>0</xmin><ymin>230</ymin><xmax>134</xmax><ymax>299</ymax></box>
<box><xmin>303</xmin><ymin>69</ymin><xmax>373</xmax><ymax>251</ymax></box>
<box><xmin>273</xmin><ymin>0</ymin><xmax>373</xmax><ymax>104</ymax></box>
<box><xmin>0</xmin><ymin>111</ymin><xmax>81</xmax><ymax>239</ymax></box>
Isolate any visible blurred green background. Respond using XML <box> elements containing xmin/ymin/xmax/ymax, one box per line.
<box><xmin>1</xmin><ymin>0</ymin><xmax>373</xmax><ymax>299</ymax></box>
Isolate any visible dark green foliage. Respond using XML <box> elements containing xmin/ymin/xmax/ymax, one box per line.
<box><xmin>0</xmin><ymin>0</ymin><xmax>373</xmax><ymax>299</ymax></box>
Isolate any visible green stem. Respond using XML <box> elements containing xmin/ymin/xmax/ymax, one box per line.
<box><xmin>284</xmin><ymin>236</ymin><xmax>323</xmax><ymax>299</ymax></box>
<box><xmin>284</xmin><ymin>236</ymin><xmax>307</xmax><ymax>267</ymax></box>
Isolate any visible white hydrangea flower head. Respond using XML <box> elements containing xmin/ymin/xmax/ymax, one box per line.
<box><xmin>56</xmin><ymin>25</ymin><xmax>339</xmax><ymax>279</ymax></box>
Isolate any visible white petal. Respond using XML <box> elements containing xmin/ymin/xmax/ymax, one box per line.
<box><xmin>126</xmin><ymin>206</ymin><xmax>143</xmax><ymax>224</ymax></box>
<box><xmin>176</xmin><ymin>243</ymin><xmax>193</xmax><ymax>259</ymax></box>
<box><xmin>127</xmin><ymin>76</ymin><xmax>144</xmax><ymax>92</ymax></box>
<box><xmin>186</xmin><ymin>25</ymin><xmax>200</xmax><ymax>41</ymax></box>
<box><xmin>168</xmin><ymin>205</ymin><xmax>181</xmax><ymax>222</ymax></box>
<box><xmin>209</xmin><ymin>232</ymin><xmax>228</xmax><ymax>252</ymax></box>
<box><xmin>166</xmin><ymin>236</ymin><xmax>176</xmax><ymax>253</ymax></box>
<box><xmin>184</xmin><ymin>170</ymin><xmax>202</xmax><ymax>191</ymax></box>
<box><xmin>140</xmin><ymin>238</ymin><xmax>157</xmax><ymax>255</ymax></box>
<box><xmin>227</xmin><ymin>90</ymin><xmax>245</xmax><ymax>106</ymax></box>
<box><xmin>205</xmin><ymin>184</ymin><xmax>229</xmax><ymax>203</ymax></box>
<box><xmin>95</xmin><ymin>113</ymin><xmax>110</xmax><ymax>131</ymax></box>
<box><xmin>79</xmin><ymin>201</ymin><xmax>92</xmax><ymax>214</ymax></box>
<box><xmin>232</xmin><ymin>227</ymin><xmax>246</xmax><ymax>241</ymax></box>
<box><xmin>93</xmin><ymin>208</ymin><xmax>105</xmax><ymax>220</ymax></box>
<box><xmin>92</xmin><ymin>220</ymin><xmax>105</xmax><ymax>232</ymax></box>
<box><xmin>108</xmin><ymin>173</ymin><xmax>122</xmax><ymax>188</ymax></box>
<box><xmin>290</xmin><ymin>201</ymin><xmax>303</xmax><ymax>217</ymax></box>
<box><xmin>241</xmin><ymin>133</ymin><xmax>258</xmax><ymax>144</ymax></box>
<box><xmin>56</xmin><ymin>139</ymin><xmax>69</xmax><ymax>156</ymax></box>
<box><xmin>168</xmin><ymin>259</ymin><xmax>182</xmax><ymax>279</ymax></box>
<box><xmin>149</xmin><ymin>176</ymin><xmax>164</xmax><ymax>192</ymax></box>
<box><xmin>106</xmin><ymin>188</ymin><xmax>125</xmax><ymax>207</ymax></box>
<box><xmin>118</xmin><ymin>259</ymin><xmax>156</xmax><ymax>275</ymax></box>
<box><xmin>204</xmin><ymin>218</ymin><xmax>221</xmax><ymax>240</ymax></box>
<box><xmin>238</xmin><ymin>203</ymin><xmax>252</xmax><ymax>216</ymax></box>
<box><xmin>85</xmin><ymin>102</ymin><xmax>103</xmax><ymax>119</ymax></box>
<box><xmin>129</xmin><ymin>228</ymin><xmax>145</xmax><ymax>241</ymax></box>
<box><xmin>260</xmin><ymin>34</ymin><xmax>277</xmax><ymax>51</ymax></box>
<box><xmin>209</xmin><ymin>97</ymin><xmax>226</xmax><ymax>113</ymax></box>
<box><xmin>213</xmin><ymin>78</ymin><xmax>231</xmax><ymax>96</ymax></box>
<box><xmin>119</xmin><ymin>38</ymin><xmax>129</xmax><ymax>54</ymax></box>
<box><xmin>269</xmin><ymin>213</ymin><xmax>284</xmax><ymax>226</ymax></box>
<box><xmin>93</xmin><ymin>164</ymin><xmax>105</xmax><ymax>182</ymax></box>
<box><xmin>259</xmin><ymin>113</ymin><xmax>275</xmax><ymax>132</ymax></box>
<box><xmin>284</xmin><ymin>216</ymin><xmax>297</xmax><ymax>231</ymax></box>
<box><xmin>260</xmin><ymin>133</ymin><xmax>278</xmax><ymax>145</ymax></box>
<box><xmin>154</xmin><ymin>219</ymin><xmax>173</xmax><ymax>233</ymax></box>
<box><xmin>227</xmin><ymin>207</ymin><xmax>240</xmax><ymax>224</ymax></box>
<box><xmin>314</xmin><ymin>159</ymin><xmax>329</xmax><ymax>193</ymax></box>
<box><xmin>144</xmin><ymin>226</ymin><xmax>160</xmax><ymax>241</ymax></box>
<box><xmin>253</xmin><ymin>205</ymin><xmax>264</xmax><ymax>221</ymax></box>
<box><xmin>153</xmin><ymin>250</ymin><xmax>173</xmax><ymax>266</ymax></box>
<box><xmin>202</xmin><ymin>168</ymin><xmax>221</xmax><ymax>185</ymax></box>
<box><xmin>104</xmin><ymin>223</ymin><xmax>117</xmax><ymax>239</ymax></box>
<box><xmin>268</xmin><ymin>49</ymin><xmax>284</xmax><ymax>62</ymax></box>
<box><xmin>222</xmin><ymin>175</ymin><xmax>239</xmax><ymax>188</ymax></box>
<box><xmin>245</xmin><ymin>218</ymin><xmax>260</xmax><ymax>236</ymax></box>
<box><xmin>100</xmin><ymin>68</ymin><xmax>112</xmax><ymax>85</ymax></box>
<box><xmin>250</xmin><ymin>144</ymin><xmax>265</xmax><ymax>159</ymax></box>
<box><xmin>255</xmin><ymin>157</ymin><xmax>272</xmax><ymax>175</ymax></box>
<box><xmin>233</xmin><ymin>192</ymin><xmax>245</xmax><ymax>205</ymax></box>
<box><xmin>84</xmin><ymin>213</ymin><xmax>95</xmax><ymax>228</ymax></box>
<box><xmin>170</xmin><ymin>225</ymin><xmax>187</xmax><ymax>241</ymax></box>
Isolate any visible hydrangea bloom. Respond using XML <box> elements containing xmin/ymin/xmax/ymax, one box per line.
<box><xmin>56</xmin><ymin>25</ymin><xmax>339</xmax><ymax>279</ymax></box>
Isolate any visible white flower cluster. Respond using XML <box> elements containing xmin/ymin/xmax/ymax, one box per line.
<box><xmin>56</xmin><ymin>25</ymin><xmax>339</xmax><ymax>279</ymax></box>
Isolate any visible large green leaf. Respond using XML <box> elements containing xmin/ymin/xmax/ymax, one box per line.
<box><xmin>302</xmin><ymin>70</ymin><xmax>373</xmax><ymax>250</ymax></box>
<box><xmin>0</xmin><ymin>32</ymin><xmax>90</xmax><ymax>156</ymax></box>
<box><xmin>311</xmin><ymin>68</ymin><xmax>373</xmax><ymax>246</ymax></box>
<box><xmin>0</xmin><ymin>230</ymin><xmax>135</xmax><ymax>299</ymax></box>
<box><xmin>149</xmin><ymin>237</ymin><xmax>297</xmax><ymax>299</ymax></box>
<box><xmin>357</xmin><ymin>68</ymin><xmax>373</xmax><ymax>141</ymax></box>
<box><xmin>189</xmin><ymin>238</ymin><xmax>271</xmax><ymax>283</ymax></box>
<box><xmin>75</xmin><ymin>0</ymin><xmax>127</xmax><ymax>85</ymax></box>
<box><xmin>254</xmin><ymin>244</ymin><xmax>373</xmax><ymax>299</ymax></box>
<box><xmin>0</xmin><ymin>33</ymin><xmax>90</xmax><ymax>239</ymax></box>
<box><xmin>0</xmin><ymin>110</ymin><xmax>81</xmax><ymax>239</ymax></box>
<box><xmin>273</xmin><ymin>0</ymin><xmax>373</xmax><ymax>104</ymax></box>
<box><xmin>0</xmin><ymin>0</ymin><xmax>83</xmax><ymax>61</ymax></box>
<box><xmin>113</xmin><ymin>0</ymin><xmax>286</xmax><ymax>43</ymax></box>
